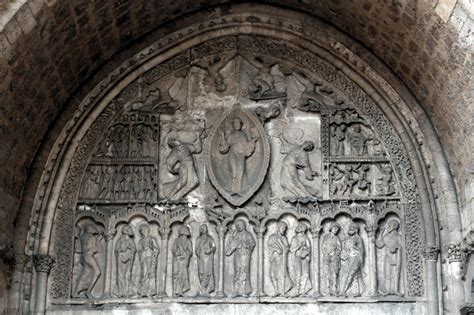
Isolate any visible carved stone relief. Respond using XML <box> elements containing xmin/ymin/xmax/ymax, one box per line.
<box><xmin>207</xmin><ymin>105</ymin><xmax>270</xmax><ymax>206</ymax></box>
<box><xmin>49</xmin><ymin>33</ymin><xmax>423</xmax><ymax>307</ymax></box>
<box><xmin>225</xmin><ymin>219</ymin><xmax>257</xmax><ymax>297</ymax></box>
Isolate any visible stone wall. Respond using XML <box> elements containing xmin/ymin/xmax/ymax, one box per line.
<box><xmin>0</xmin><ymin>0</ymin><xmax>472</xmax><ymax>314</ymax></box>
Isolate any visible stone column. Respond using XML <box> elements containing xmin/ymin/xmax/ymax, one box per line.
<box><xmin>33</xmin><ymin>254</ymin><xmax>55</xmax><ymax>314</ymax></box>
<box><xmin>256</xmin><ymin>226</ymin><xmax>266</xmax><ymax>297</ymax></box>
<box><xmin>216</xmin><ymin>224</ymin><xmax>227</xmax><ymax>298</ymax></box>
<box><xmin>7</xmin><ymin>253</ymin><xmax>31</xmax><ymax>314</ymax></box>
<box><xmin>311</xmin><ymin>226</ymin><xmax>321</xmax><ymax>297</ymax></box>
<box><xmin>445</xmin><ymin>243</ymin><xmax>467</xmax><ymax>313</ymax></box>
<box><xmin>365</xmin><ymin>225</ymin><xmax>378</xmax><ymax>297</ymax></box>
<box><xmin>158</xmin><ymin>227</ymin><xmax>171</xmax><ymax>297</ymax></box>
<box><xmin>425</xmin><ymin>246</ymin><xmax>440</xmax><ymax>315</ymax></box>
<box><xmin>102</xmin><ymin>229</ymin><xmax>116</xmax><ymax>298</ymax></box>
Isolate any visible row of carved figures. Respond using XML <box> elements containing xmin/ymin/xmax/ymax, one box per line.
<box><xmin>330</xmin><ymin>123</ymin><xmax>384</xmax><ymax>157</ymax></box>
<box><xmin>95</xmin><ymin>123</ymin><xmax>158</xmax><ymax>158</ymax></box>
<box><xmin>329</xmin><ymin>163</ymin><xmax>397</xmax><ymax>197</ymax></box>
<box><xmin>72</xmin><ymin>216</ymin><xmax>403</xmax><ymax>299</ymax></box>
<box><xmin>80</xmin><ymin>165</ymin><xmax>157</xmax><ymax>200</ymax></box>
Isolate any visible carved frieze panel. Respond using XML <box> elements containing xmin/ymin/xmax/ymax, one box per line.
<box><xmin>49</xmin><ymin>32</ymin><xmax>424</xmax><ymax>307</ymax></box>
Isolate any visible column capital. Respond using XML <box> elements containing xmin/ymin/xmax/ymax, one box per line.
<box><xmin>33</xmin><ymin>254</ymin><xmax>55</xmax><ymax>274</ymax></box>
<box><xmin>424</xmin><ymin>245</ymin><xmax>440</xmax><ymax>261</ymax></box>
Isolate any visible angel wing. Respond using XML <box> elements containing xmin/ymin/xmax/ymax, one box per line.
<box><xmin>286</xmin><ymin>74</ymin><xmax>307</xmax><ymax>108</ymax></box>
<box><xmin>270</xmin><ymin>64</ymin><xmax>286</xmax><ymax>93</ymax></box>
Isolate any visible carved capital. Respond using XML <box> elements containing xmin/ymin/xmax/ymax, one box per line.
<box><xmin>254</xmin><ymin>226</ymin><xmax>266</xmax><ymax>238</ymax></box>
<box><xmin>217</xmin><ymin>225</ymin><xmax>228</xmax><ymax>237</ymax></box>
<box><xmin>445</xmin><ymin>244</ymin><xmax>463</xmax><ymax>262</ymax></box>
<box><xmin>33</xmin><ymin>254</ymin><xmax>55</xmax><ymax>273</ymax></box>
<box><xmin>424</xmin><ymin>245</ymin><xmax>440</xmax><ymax>261</ymax></box>
<box><xmin>159</xmin><ymin>227</ymin><xmax>171</xmax><ymax>240</ymax></box>
<box><xmin>365</xmin><ymin>225</ymin><xmax>378</xmax><ymax>237</ymax></box>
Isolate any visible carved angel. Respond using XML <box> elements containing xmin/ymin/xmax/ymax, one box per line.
<box><xmin>163</xmin><ymin>129</ymin><xmax>205</xmax><ymax>201</ymax></box>
<box><xmin>277</xmin><ymin>132</ymin><xmax>319</xmax><ymax>198</ymax></box>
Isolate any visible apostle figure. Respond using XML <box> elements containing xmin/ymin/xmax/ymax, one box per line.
<box><xmin>138</xmin><ymin>223</ymin><xmax>160</xmax><ymax>297</ymax></box>
<box><xmin>195</xmin><ymin>224</ymin><xmax>216</xmax><ymax>296</ymax></box>
<box><xmin>226</xmin><ymin>219</ymin><xmax>256</xmax><ymax>297</ymax></box>
<box><xmin>376</xmin><ymin>219</ymin><xmax>402</xmax><ymax>296</ymax></box>
<box><xmin>164</xmin><ymin>131</ymin><xmax>203</xmax><ymax>201</ymax></box>
<box><xmin>218</xmin><ymin>118</ymin><xmax>258</xmax><ymax>195</ymax></box>
<box><xmin>340</xmin><ymin>223</ymin><xmax>365</xmax><ymax>297</ymax></box>
<box><xmin>268</xmin><ymin>221</ymin><xmax>293</xmax><ymax>296</ymax></box>
<box><xmin>74</xmin><ymin>223</ymin><xmax>103</xmax><ymax>298</ymax></box>
<box><xmin>321</xmin><ymin>222</ymin><xmax>342</xmax><ymax>296</ymax></box>
<box><xmin>172</xmin><ymin>225</ymin><xmax>193</xmax><ymax>297</ymax></box>
<box><xmin>290</xmin><ymin>222</ymin><xmax>312</xmax><ymax>296</ymax></box>
<box><xmin>114</xmin><ymin>224</ymin><xmax>136</xmax><ymax>297</ymax></box>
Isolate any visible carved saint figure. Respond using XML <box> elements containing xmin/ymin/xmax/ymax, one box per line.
<box><xmin>331</xmin><ymin>124</ymin><xmax>346</xmax><ymax>155</ymax></box>
<box><xmin>131</xmin><ymin>124</ymin><xmax>155</xmax><ymax>157</ymax></box>
<box><xmin>226</xmin><ymin>219</ymin><xmax>256</xmax><ymax>297</ymax></box>
<box><xmin>138</xmin><ymin>223</ymin><xmax>160</xmax><ymax>297</ymax></box>
<box><xmin>114</xmin><ymin>224</ymin><xmax>136</xmax><ymax>297</ymax></box>
<box><xmin>195</xmin><ymin>224</ymin><xmax>216</xmax><ymax>296</ymax></box>
<box><xmin>355</xmin><ymin>163</ymin><xmax>371</xmax><ymax>195</ymax></box>
<box><xmin>268</xmin><ymin>221</ymin><xmax>293</xmax><ymax>296</ymax></box>
<box><xmin>74</xmin><ymin>223</ymin><xmax>102</xmax><ymax>298</ymax></box>
<box><xmin>335</xmin><ymin>165</ymin><xmax>357</xmax><ymax>196</ymax></box>
<box><xmin>329</xmin><ymin>164</ymin><xmax>344</xmax><ymax>196</ymax></box>
<box><xmin>340</xmin><ymin>223</ymin><xmax>365</xmax><ymax>297</ymax></box>
<box><xmin>347</xmin><ymin>125</ymin><xmax>368</xmax><ymax>156</ymax></box>
<box><xmin>321</xmin><ymin>222</ymin><xmax>342</xmax><ymax>296</ymax></box>
<box><xmin>377</xmin><ymin>165</ymin><xmax>396</xmax><ymax>196</ymax></box>
<box><xmin>376</xmin><ymin>219</ymin><xmax>402</xmax><ymax>296</ymax></box>
<box><xmin>172</xmin><ymin>225</ymin><xmax>193</xmax><ymax>297</ymax></box>
<box><xmin>97</xmin><ymin>165</ymin><xmax>114</xmax><ymax>199</ymax></box>
<box><xmin>164</xmin><ymin>133</ymin><xmax>203</xmax><ymax>200</ymax></box>
<box><xmin>278</xmin><ymin>133</ymin><xmax>319</xmax><ymax>198</ymax></box>
<box><xmin>218</xmin><ymin>118</ymin><xmax>258</xmax><ymax>195</ymax></box>
<box><xmin>290</xmin><ymin>222</ymin><xmax>312</xmax><ymax>296</ymax></box>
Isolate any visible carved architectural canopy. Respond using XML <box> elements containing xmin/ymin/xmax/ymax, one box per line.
<box><xmin>20</xmin><ymin>8</ymin><xmax>443</xmax><ymax>314</ymax></box>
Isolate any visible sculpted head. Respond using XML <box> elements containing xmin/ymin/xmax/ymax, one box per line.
<box><xmin>387</xmin><ymin>219</ymin><xmax>400</xmax><ymax>232</ymax></box>
<box><xmin>348</xmin><ymin>223</ymin><xmax>359</xmax><ymax>235</ymax></box>
<box><xmin>232</xmin><ymin>118</ymin><xmax>243</xmax><ymax>131</ymax></box>
<box><xmin>178</xmin><ymin>225</ymin><xmax>191</xmax><ymax>237</ymax></box>
<box><xmin>167</xmin><ymin>137</ymin><xmax>181</xmax><ymax>148</ymax></box>
<box><xmin>302</xmin><ymin>140</ymin><xmax>315</xmax><ymax>152</ymax></box>
<box><xmin>139</xmin><ymin>223</ymin><xmax>150</xmax><ymax>237</ymax></box>
<box><xmin>122</xmin><ymin>224</ymin><xmax>134</xmax><ymax>236</ymax></box>
<box><xmin>328</xmin><ymin>222</ymin><xmax>341</xmax><ymax>235</ymax></box>
<box><xmin>296</xmin><ymin>222</ymin><xmax>308</xmax><ymax>234</ymax></box>
<box><xmin>235</xmin><ymin>219</ymin><xmax>246</xmax><ymax>232</ymax></box>
<box><xmin>354</xmin><ymin>125</ymin><xmax>361</xmax><ymax>133</ymax></box>
<box><xmin>277</xmin><ymin>221</ymin><xmax>288</xmax><ymax>235</ymax></box>
<box><xmin>83</xmin><ymin>223</ymin><xmax>99</xmax><ymax>235</ymax></box>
